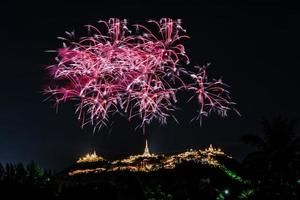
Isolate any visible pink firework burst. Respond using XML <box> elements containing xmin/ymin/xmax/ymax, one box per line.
<box><xmin>45</xmin><ymin>18</ymin><xmax>238</xmax><ymax>130</ymax></box>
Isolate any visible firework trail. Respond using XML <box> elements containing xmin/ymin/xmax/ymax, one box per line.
<box><xmin>45</xmin><ymin>18</ymin><xmax>238</xmax><ymax>130</ymax></box>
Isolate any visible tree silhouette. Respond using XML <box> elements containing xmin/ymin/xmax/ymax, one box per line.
<box><xmin>27</xmin><ymin>161</ymin><xmax>44</xmax><ymax>181</ymax></box>
<box><xmin>16</xmin><ymin>163</ymin><xmax>26</xmax><ymax>184</ymax></box>
<box><xmin>0</xmin><ymin>163</ymin><xmax>4</xmax><ymax>181</ymax></box>
<box><xmin>241</xmin><ymin>115</ymin><xmax>300</xmax><ymax>199</ymax></box>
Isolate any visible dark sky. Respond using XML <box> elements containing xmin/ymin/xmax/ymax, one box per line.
<box><xmin>0</xmin><ymin>0</ymin><xmax>299</xmax><ymax>170</ymax></box>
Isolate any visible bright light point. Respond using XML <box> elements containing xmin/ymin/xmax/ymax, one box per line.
<box><xmin>224</xmin><ymin>189</ymin><xmax>229</xmax><ymax>195</ymax></box>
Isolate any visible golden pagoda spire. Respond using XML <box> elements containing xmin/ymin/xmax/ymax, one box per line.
<box><xmin>142</xmin><ymin>139</ymin><xmax>151</xmax><ymax>156</ymax></box>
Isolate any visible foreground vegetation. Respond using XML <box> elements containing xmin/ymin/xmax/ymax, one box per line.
<box><xmin>0</xmin><ymin>116</ymin><xmax>299</xmax><ymax>199</ymax></box>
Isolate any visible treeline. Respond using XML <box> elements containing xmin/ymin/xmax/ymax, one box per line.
<box><xmin>0</xmin><ymin>161</ymin><xmax>54</xmax><ymax>184</ymax></box>
<box><xmin>0</xmin><ymin>161</ymin><xmax>57</xmax><ymax>198</ymax></box>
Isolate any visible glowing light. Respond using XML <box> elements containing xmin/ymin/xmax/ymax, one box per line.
<box><xmin>69</xmin><ymin>145</ymin><xmax>231</xmax><ymax>176</ymax></box>
<box><xmin>219</xmin><ymin>165</ymin><xmax>250</xmax><ymax>184</ymax></box>
<box><xmin>224</xmin><ymin>189</ymin><xmax>229</xmax><ymax>195</ymax></box>
<box><xmin>68</xmin><ymin>167</ymin><xmax>106</xmax><ymax>176</ymax></box>
<box><xmin>45</xmin><ymin>18</ymin><xmax>238</xmax><ymax>130</ymax></box>
<box><xmin>204</xmin><ymin>144</ymin><xmax>228</xmax><ymax>156</ymax></box>
<box><xmin>77</xmin><ymin>151</ymin><xmax>104</xmax><ymax>163</ymax></box>
<box><xmin>142</xmin><ymin>139</ymin><xmax>151</xmax><ymax>157</ymax></box>
<box><xmin>238</xmin><ymin>189</ymin><xmax>255</xmax><ymax>199</ymax></box>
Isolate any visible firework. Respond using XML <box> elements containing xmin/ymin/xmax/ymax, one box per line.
<box><xmin>45</xmin><ymin>18</ymin><xmax>237</xmax><ymax>130</ymax></box>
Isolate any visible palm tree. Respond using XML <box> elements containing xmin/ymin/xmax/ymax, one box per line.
<box><xmin>241</xmin><ymin>115</ymin><xmax>300</xmax><ymax>199</ymax></box>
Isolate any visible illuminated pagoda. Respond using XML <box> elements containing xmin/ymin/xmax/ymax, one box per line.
<box><xmin>68</xmin><ymin>144</ymin><xmax>234</xmax><ymax>176</ymax></box>
<box><xmin>142</xmin><ymin>139</ymin><xmax>151</xmax><ymax>157</ymax></box>
<box><xmin>64</xmin><ymin>144</ymin><xmax>250</xmax><ymax>200</ymax></box>
<box><xmin>76</xmin><ymin>151</ymin><xmax>104</xmax><ymax>163</ymax></box>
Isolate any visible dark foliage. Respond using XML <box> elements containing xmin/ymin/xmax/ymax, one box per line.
<box><xmin>241</xmin><ymin>115</ymin><xmax>300</xmax><ymax>199</ymax></box>
<box><xmin>0</xmin><ymin>159</ymin><xmax>248</xmax><ymax>199</ymax></box>
<box><xmin>1</xmin><ymin>116</ymin><xmax>299</xmax><ymax>199</ymax></box>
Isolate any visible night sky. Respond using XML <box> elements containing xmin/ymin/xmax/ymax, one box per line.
<box><xmin>1</xmin><ymin>1</ymin><xmax>299</xmax><ymax>170</ymax></box>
